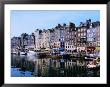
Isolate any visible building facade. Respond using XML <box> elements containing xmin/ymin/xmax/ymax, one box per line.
<box><xmin>51</xmin><ymin>26</ymin><xmax>60</xmax><ymax>53</ymax></box>
<box><xmin>20</xmin><ymin>33</ymin><xmax>28</xmax><ymax>50</ymax></box>
<box><xmin>34</xmin><ymin>29</ymin><xmax>40</xmax><ymax>50</ymax></box>
<box><xmin>27</xmin><ymin>33</ymin><xmax>35</xmax><ymax>50</ymax></box>
<box><xmin>76</xmin><ymin>19</ymin><xmax>92</xmax><ymax>53</ymax></box>
<box><xmin>11</xmin><ymin>19</ymin><xmax>100</xmax><ymax>56</ymax></box>
<box><xmin>77</xmin><ymin>26</ymin><xmax>87</xmax><ymax>52</ymax></box>
<box><xmin>65</xmin><ymin>22</ymin><xmax>77</xmax><ymax>54</ymax></box>
<box><xmin>87</xmin><ymin>21</ymin><xmax>100</xmax><ymax>56</ymax></box>
<box><xmin>11</xmin><ymin>37</ymin><xmax>21</xmax><ymax>53</ymax></box>
<box><xmin>34</xmin><ymin>29</ymin><xmax>50</xmax><ymax>51</ymax></box>
<box><xmin>59</xmin><ymin>24</ymin><xmax>65</xmax><ymax>52</ymax></box>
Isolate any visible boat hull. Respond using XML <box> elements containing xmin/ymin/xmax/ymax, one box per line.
<box><xmin>20</xmin><ymin>52</ymin><xmax>27</xmax><ymax>55</ymax></box>
<box><xmin>27</xmin><ymin>51</ymin><xmax>36</xmax><ymax>56</ymax></box>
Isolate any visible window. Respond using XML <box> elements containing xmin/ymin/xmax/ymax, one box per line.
<box><xmin>78</xmin><ymin>29</ymin><xmax>80</xmax><ymax>32</ymax></box>
<box><xmin>70</xmin><ymin>46</ymin><xmax>71</xmax><ymax>48</ymax></box>
<box><xmin>84</xmin><ymin>28</ymin><xmax>86</xmax><ymax>31</ymax></box>
<box><xmin>78</xmin><ymin>33</ymin><xmax>80</xmax><ymax>37</ymax></box>
<box><xmin>81</xmin><ymin>28</ymin><xmax>83</xmax><ymax>32</ymax></box>
<box><xmin>84</xmin><ymin>33</ymin><xmax>86</xmax><ymax>36</ymax></box>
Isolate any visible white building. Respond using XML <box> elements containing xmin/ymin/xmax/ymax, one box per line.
<box><xmin>34</xmin><ymin>29</ymin><xmax>50</xmax><ymax>51</ymax></box>
<box><xmin>41</xmin><ymin>29</ymin><xmax>50</xmax><ymax>49</ymax></box>
<box><xmin>34</xmin><ymin>29</ymin><xmax>40</xmax><ymax>50</ymax></box>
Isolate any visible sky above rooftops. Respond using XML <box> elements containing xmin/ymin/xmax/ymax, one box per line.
<box><xmin>11</xmin><ymin>10</ymin><xmax>100</xmax><ymax>37</ymax></box>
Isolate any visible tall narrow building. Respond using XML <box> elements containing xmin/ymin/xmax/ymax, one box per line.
<box><xmin>65</xmin><ymin>22</ymin><xmax>77</xmax><ymax>54</ymax></box>
<box><xmin>76</xmin><ymin>21</ymin><xmax>87</xmax><ymax>52</ymax></box>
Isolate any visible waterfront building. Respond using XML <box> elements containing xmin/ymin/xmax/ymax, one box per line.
<box><xmin>50</xmin><ymin>24</ymin><xmax>66</xmax><ymax>53</ymax></box>
<box><xmin>49</xmin><ymin>29</ymin><xmax>55</xmax><ymax>49</ymax></box>
<box><xmin>38</xmin><ymin>30</ymin><xmax>43</xmax><ymax>49</ymax></box>
<box><xmin>11</xmin><ymin>19</ymin><xmax>100</xmax><ymax>56</ymax></box>
<box><xmin>40</xmin><ymin>29</ymin><xmax>50</xmax><ymax>49</ymax></box>
<box><xmin>34</xmin><ymin>29</ymin><xmax>50</xmax><ymax>51</ymax></box>
<box><xmin>95</xmin><ymin>22</ymin><xmax>100</xmax><ymax>57</ymax></box>
<box><xmin>11</xmin><ymin>37</ymin><xmax>21</xmax><ymax>53</ymax></box>
<box><xmin>20</xmin><ymin>33</ymin><xmax>28</xmax><ymax>50</ymax></box>
<box><xmin>27</xmin><ymin>33</ymin><xmax>35</xmax><ymax>50</ymax></box>
<box><xmin>49</xmin><ymin>24</ymin><xmax>64</xmax><ymax>53</ymax></box>
<box><xmin>87</xmin><ymin>21</ymin><xmax>100</xmax><ymax>56</ymax></box>
<box><xmin>59</xmin><ymin>24</ymin><xmax>65</xmax><ymax>52</ymax></box>
<box><xmin>65</xmin><ymin>22</ymin><xmax>77</xmax><ymax>54</ymax></box>
<box><xmin>11</xmin><ymin>37</ymin><xmax>21</xmax><ymax>49</ymax></box>
<box><xmin>34</xmin><ymin>29</ymin><xmax>40</xmax><ymax>51</ymax></box>
<box><xmin>52</xmin><ymin>25</ymin><xmax>61</xmax><ymax>53</ymax></box>
<box><xmin>76</xmin><ymin>20</ymin><xmax>91</xmax><ymax>53</ymax></box>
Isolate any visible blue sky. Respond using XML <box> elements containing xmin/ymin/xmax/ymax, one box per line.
<box><xmin>11</xmin><ymin>10</ymin><xmax>100</xmax><ymax>37</ymax></box>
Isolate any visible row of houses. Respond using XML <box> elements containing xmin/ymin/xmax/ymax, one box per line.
<box><xmin>11</xmin><ymin>33</ymin><xmax>35</xmax><ymax>52</ymax></box>
<box><xmin>11</xmin><ymin>19</ymin><xmax>100</xmax><ymax>55</ymax></box>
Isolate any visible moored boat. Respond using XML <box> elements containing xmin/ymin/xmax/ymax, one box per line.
<box><xmin>87</xmin><ymin>59</ymin><xmax>100</xmax><ymax>69</ymax></box>
<box><xmin>20</xmin><ymin>51</ymin><xmax>27</xmax><ymax>55</ymax></box>
<box><xmin>87</xmin><ymin>64</ymin><xmax>96</xmax><ymax>68</ymax></box>
<box><xmin>27</xmin><ymin>50</ymin><xmax>36</xmax><ymax>56</ymax></box>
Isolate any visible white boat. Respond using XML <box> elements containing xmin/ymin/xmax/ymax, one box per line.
<box><xmin>87</xmin><ymin>64</ymin><xmax>96</xmax><ymax>68</ymax></box>
<box><xmin>20</xmin><ymin>52</ymin><xmax>27</xmax><ymax>55</ymax></box>
<box><xmin>11</xmin><ymin>51</ymin><xmax>17</xmax><ymax>54</ymax></box>
<box><xmin>27</xmin><ymin>51</ymin><xmax>36</xmax><ymax>56</ymax></box>
<box><xmin>11</xmin><ymin>49</ymin><xmax>17</xmax><ymax>54</ymax></box>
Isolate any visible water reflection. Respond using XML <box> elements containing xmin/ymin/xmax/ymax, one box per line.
<box><xmin>11</xmin><ymin>54</ymin><xmax>100</xmax><ymax>77</ymax></box>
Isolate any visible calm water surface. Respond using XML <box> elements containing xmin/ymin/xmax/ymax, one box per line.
<box><xmin>11</xmin><ymin>54</ymin><xmax>100</xmax><ymax>77</ymax></box>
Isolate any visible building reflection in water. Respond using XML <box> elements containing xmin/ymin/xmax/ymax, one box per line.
<box><xmin>11</xmin><ymin>55</ymin><xmax>100</xmax><ymax>77</ymax></box>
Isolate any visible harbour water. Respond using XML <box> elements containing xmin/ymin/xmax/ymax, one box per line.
<box><xmin>11</xmin><ymin>54</ymin><xmax>100</xmax><ymax>77</ymax></box>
